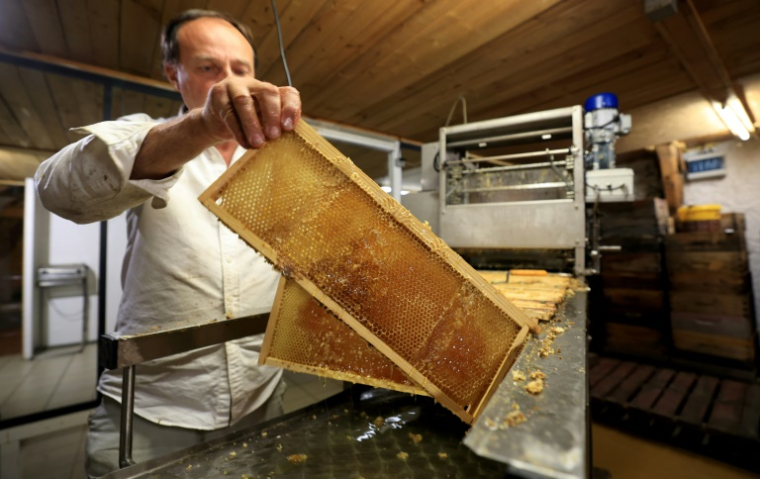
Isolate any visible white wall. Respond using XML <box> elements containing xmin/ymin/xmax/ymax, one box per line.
<box><xmin>45</xmin><ymin>218</ymin><xmax>100</xmax><ymax>346</ymax></box>
<box><xmin>23</xmin><ymin>184</ymin><xmax>126</xmax><ymax>354</ymax></box>
<box><xmin>105</xmin><ymin>214</ymin><xmax>127</xmax><ymax>334</ymax></box>
<box><xmin>45</xmin><ymin>214</ymin><xmax>127</xmax><ymax>346</ymax></box>
<box><xmin>682</xmin><ymin>139</ymin><xmax>760</xmax><ymax>326</ymax></box>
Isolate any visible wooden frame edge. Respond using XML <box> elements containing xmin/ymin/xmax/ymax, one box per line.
<box><xmin>471</xmin><ymin>325</ymin><xmax>530</xmax><ymax>420</ymax></box>
<box><xmin>259</xmin><ymin>275</ymin><xmax>287</xmax><ymax>364</ymax></box>
<box><xmin>263</xmin><ymin>357</ymin><xmax>429</xmax><ymax>397</ymax></box>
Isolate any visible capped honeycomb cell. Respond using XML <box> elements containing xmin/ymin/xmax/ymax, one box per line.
<box><xmin>200</xmin><ymin>121</ymin><xmax>536</xmax><ymax>423</ymax></box>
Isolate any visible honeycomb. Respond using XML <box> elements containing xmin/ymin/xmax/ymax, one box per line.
<box><xmin>262</xmin><ymin>277</ymin><xmax>428</xmax><ymax>396</ymax></box>
<box><xmin>200</xmin><ymin>121</ymin><xmax>535</xmax><ymax>423</ymax></box>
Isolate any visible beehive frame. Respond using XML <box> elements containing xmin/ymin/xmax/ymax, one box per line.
<box><xmin>262</xmin><ymin>276</ymin><xmax>429</xmax><ymax>396</ymax></box>
<box><xmin>200</xmin><ymin>121</ymin><xmax>537</xmax><ymax>423</ymax></box>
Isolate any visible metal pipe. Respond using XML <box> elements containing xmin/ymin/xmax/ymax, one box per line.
<box><xmin>119</xmin><ymin>366</ymin><xmax>136</xmax><ymax>468</ymax></box>
<box><xmin>458</xmin><ymin>181</ymin><xmax>570</xmax><ymax>194</ymax></box>
<box><xmin>447</xmin><ymin>127</ymin><xmax>573</xmax><ymax>148</ymax></box>
<box><xmin>462</xmin><ymin>160</ymin><xmax>567</xmax><ymax>175</ymax></box>
<box><xmin>80</xmin><ymin>265</ymin><xmax>88</xmax><ymax>353</ymax></box>
<box><xmin>447</xmin><ymin>147</ymin><xmax>574</xmax><ymax>165</ymax></box>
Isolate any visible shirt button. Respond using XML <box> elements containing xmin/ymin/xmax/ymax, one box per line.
<box><xmin>226</xmin><ymin>257</ymin><xmax>232</xmax><ymax>264</ymax></box>
<box><xmin>226</xmin><ymin>295</ymin><xmax>233</xmax><ymax>302</ymax></box>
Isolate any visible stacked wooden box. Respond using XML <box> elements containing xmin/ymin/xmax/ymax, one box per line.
<box><xmin>597</xmin><ymin>198</ymin><xmax>670</xmax><ymax>359</ymax></box>
<box><xmin>667</xmin><ymin>214</ymin><xmax>756</xmax><ymax>363</ymax></box>
<box><xmin>655</xmin><ymin>142</ymin><xmax>686</xmax><ymax>213</ymax></box>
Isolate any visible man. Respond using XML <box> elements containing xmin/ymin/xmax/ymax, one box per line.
<box><xmin>35</xmin><ymin>10</ymin><xmax>301</xmax><ymax>477</ymax></box>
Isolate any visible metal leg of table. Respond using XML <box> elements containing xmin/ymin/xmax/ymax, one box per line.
<box><xmin>80</xmin><ymin>275</ymin><xmax>89</xmax><ymax>353</ymax></box>
<box><xmin>119</xmin><ymin>366</ymin><xmax>136</xmax><ymax>468</ymax></box>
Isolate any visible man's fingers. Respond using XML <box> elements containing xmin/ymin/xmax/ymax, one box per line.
<box><xmin>227</xmin><ymin>82</ymin><xmax>265</xmax><ymax>148</ymax></box>
<box><xmin>208</xmin><ymin>84</ymin><xmax>249</xmax><ymax>148</ymax></box>
<box><xmin>280</xmin><ymin>86</ymin><xmax>301</xmax><ymax>131</ymax></box>
<box><xmin>250</xmin><ymin>82</ymin><xmax>282</xmax><ymax>140</ymax></box>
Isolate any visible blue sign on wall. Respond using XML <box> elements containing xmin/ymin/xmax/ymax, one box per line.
<box><xmin>685</xmin><ymin>155</ymin><xmax>725</xmax><ymax>180</ymax></box>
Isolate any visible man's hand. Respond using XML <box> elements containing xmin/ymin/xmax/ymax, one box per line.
<box><xmin>201</xmin><ymin>77</ymin><xmax>301</xmax><ymax>149</ymax></box>
<box><xmin>131</xmin><ymin>79</ymin><xmax>301</xmax><ymax>180</ymax></box>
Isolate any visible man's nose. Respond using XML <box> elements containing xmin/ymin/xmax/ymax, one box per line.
<box><xmin>219</xmin><ymin>64</ymin><xmax>233</xmax><ymax>80</ymax></box>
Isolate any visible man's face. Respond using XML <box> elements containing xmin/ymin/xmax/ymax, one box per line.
<box><xmin>164</xmin><ymin>17</ymin><xmax>255</xmax><ymax>111</ymax></box>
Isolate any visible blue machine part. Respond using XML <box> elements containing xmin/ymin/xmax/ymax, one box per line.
<box><xmin>583</xmin><ymin>92</ymin><xmax>631</xmax><ymax>170</ymax></box>
<box><xmin>584</xmin><ymin>92</ymin><xmax>618</xmax><ymax>112</ymax></box>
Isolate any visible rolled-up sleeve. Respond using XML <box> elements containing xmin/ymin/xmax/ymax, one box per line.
<box><xmin>34</xmin><ymin>113</ymin><xmax>183</xmax><ymax>224</ymax></box>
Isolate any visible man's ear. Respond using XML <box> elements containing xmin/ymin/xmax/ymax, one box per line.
<box><xmin>164</xmin><ymin>62</ymin><xmax>180</xmax><ymax>90</ymax></box>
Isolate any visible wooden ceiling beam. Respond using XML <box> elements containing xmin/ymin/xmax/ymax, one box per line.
<box><xmin>0</xmin><ymin>46</ymin><xmax>177</xmax><ymax>94</ymax></box>
<box><xmin>0</xmin><ymin>63</ymin><xmax>56</xmax><ymax>150</ymax></box>
<box><xmin>652</xmin><ymin>0</ymin><xmax>739</xmax><ymax>105</ymax></box>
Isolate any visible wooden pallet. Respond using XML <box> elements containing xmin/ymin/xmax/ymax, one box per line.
<box><xmin>590</xmin><ymin>355</ymin><xmax>760</xmax><ymax>471</ymax></box>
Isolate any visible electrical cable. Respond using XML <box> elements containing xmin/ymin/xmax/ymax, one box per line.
<box><xmin>270</xmin><ymin>0</ymin><xmax>292</xmax><ymax>87</ymax></box>
<box><xmin>445</xmin><ymin>95</ymin><xmax>467</xmax><ymax>127</ymax></box>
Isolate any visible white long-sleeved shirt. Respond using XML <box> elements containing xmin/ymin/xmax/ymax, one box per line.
<box><xmin>34</xmin><ymin>113</ymin><xmax>282</xmax><ymax>430</ymax></box>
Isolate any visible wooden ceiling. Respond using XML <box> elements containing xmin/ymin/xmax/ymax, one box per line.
<box><xmin>0</xmin><ymin>0</ymin><xmax>759</xmax><ymax>158</ymax></box>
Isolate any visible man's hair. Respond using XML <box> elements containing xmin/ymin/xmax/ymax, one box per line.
<box><xmin>161</xmin><ymin>9</ymin><xmax>257</xmax><ymax>68</ymax></box>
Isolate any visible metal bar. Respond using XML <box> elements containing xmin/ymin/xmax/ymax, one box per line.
<box><xmin>100</xmin><ymin>312</ymin><xmax>270</xmax><ymax>370</ymax></box>
<box><xmin>458</xmin><ymin>181</ymin><xmax>569</xmax><ymax>194</ymax></box>
<box><xmin>464</xmin><ymin>290</ymin><xmax>588</xmax><ymax>478</ymax></box>
<box><xmin>571</xmin><ymin>105</ymin><xmax>586</xmax><ymax>276</ymax></box>
<box><xmin>447</xmin><ymin>147</ymin><xmax>573</xmax><ymax>165</ymax></box>
<box><xmin>447</xmin><ymin>127</ymin><xmax>573</xmax><ymax>148</ymax></box>
<box><xmin>462</xmin><ymin>160</ymin><xmax>567</xmax><ymax>175</ymax></box>
<box><xmin>98</xmin><ymin>83</ymin><xmax>112</xmax><ymax>379</ymax></box>
<box><xmin>119</xmin><ymin>366</ymin><xmax>136</xmax><ymax>469</ymax></box>
<box><xmin>439</xmin><ymin>127</ymin><xmax>447</xmax><ymax>214</ymax></box>
<box><xmin>80</xmin><ymin>271</ymin><xmax>88</xmax><ymax>354</ymax></box>
<box><xmin>388</xmin><ymin>146</ymin><xmax>402</xmax><ymax>202</ymax></box>
<box><xmin>441</xmin><ymin>106</ymin><xmax>576</xmax><ymax>136</ymax></box>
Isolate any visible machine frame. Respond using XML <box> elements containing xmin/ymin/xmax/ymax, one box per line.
<box><xmin>438</xmin><ymin>106</ymin><xmax>587</xmax><ymax>276</ymax></box>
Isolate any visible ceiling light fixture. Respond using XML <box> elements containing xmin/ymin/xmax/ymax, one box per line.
<box><xmin>727</xmin><ymin>97</ymin><xmax>755</xmax><ymax>134</ymax></box>
<box><xmin>713</xmin><ymin>100</ymin><xmax>751</xmax><ymax>141</ymax></box>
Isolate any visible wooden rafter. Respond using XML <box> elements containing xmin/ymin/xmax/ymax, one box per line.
<box><xmin>652</xmin><ymin>0</ymin><xmax>754</xmax><ymax>126</ymax></box>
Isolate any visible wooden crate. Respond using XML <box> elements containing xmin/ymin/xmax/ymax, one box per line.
<box><xmin>656</xmin><ymin>142</ymin><xmax>685</xmax><ymax>213</ymax></box>
<box><xmin>670</xmin><ymin>291</ymin><xmax>752</xmax><ymax>317</ymax></box>
<box><xmin>721</xmin><ymin>213</ymin><xmax>746</xmax><ymax>232</ymax></box>
<box><xmin>666</xmin><ymin>232</ymin><xmax>746</xmax><ymax>253</ymax></box>
<box><xmin>671</xmin><ymin>312</ymin><xmax>754</xmax><ymax>339</ymax></box>
<box><xmin>604</xmin><ymin>323</ymin><xmax>668</xmax><ymax>358</ymax></box>
<box><xmin>678</xmin><ymin>219</ymin><xmax>722</xmax><ymax>233</ymax></box>
<box><xmin>601</xmin><ymin>252</ymin><xmax>662</xmax><ymax>274</ymax></box>
<box><xmin>672</xmin><ymin>330</ymin><xmax>755</xmax><ymax>362</ymax></box>
<box><xmin>616</xmin><ymin>153</ymin><xmax>664</xmax><ymax>200</ymax></box>
<box><xmin>655</xmin><ymin>142</ymin><xmax>684</xmax><ymax>179</ymax></box>
<box><xmin>601</xmin><ymin>271</ymin><xmax>665</xmax><ymax>290</ymax></box>
<box><xmin>604</xmin><ymin>288</ymin><xmax>666</xmax><ymax>312</ymax></box>
<box><xmin>668</xmin><ymin>271</ymin><xmax>750</xmax><ymax>294</ymax></box>
<box><xmin>597</xmin><ymin>199</ymin><xmax>669</xmax><ymax>238</ymax></box>
<box><xmin>666</xmin><ymin>251</ymin><xmax>748</xmax><ymax>273</ymax></box>
<box><xmin>662</xmin><ymin>173</ymin><xmax>684</xmax><ymax>213</ymax></box>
